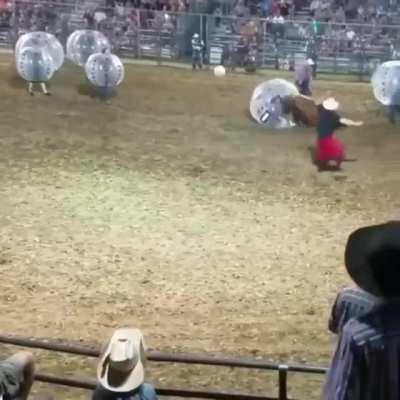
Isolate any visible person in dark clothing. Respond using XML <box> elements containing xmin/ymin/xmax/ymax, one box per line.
<box><xmin>314</xmin><ymin>97</ymin><xmax>363</xmax><ymax>171</ymax></box>
<box><xmin>191</xmin><ymin>33</ymin><xmax>204</xmax><ymax>70</ymax></box>
<box><xmin>388</xmin><ymin>104</ymin><xmax>400</xmax><ymax>124</ymax></box>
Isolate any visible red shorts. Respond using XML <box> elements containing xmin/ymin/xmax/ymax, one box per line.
<box><xmin>316</xmin><ymin>136</ymin><xmax>345</xmax><ymax>167</ymax></box>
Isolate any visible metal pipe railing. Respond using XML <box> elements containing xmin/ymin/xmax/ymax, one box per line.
<box><xmin>0</xmin><ymin>334</ymin><xmax>328</xmax><ymax>374</ymax></box>
<box><xmin>35</xmin><ymin>373</ymin><xmax>279</xmax><ymax>400</ymax></box>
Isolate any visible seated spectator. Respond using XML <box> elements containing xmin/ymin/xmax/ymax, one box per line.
<box><xmin>0</xmin><ymin>352</ymin><xmax>35</xmax><ymax>400</ymax></box>
<box><xmin>279</xmin><ymin>0</ymin><xmax>290</xmax><ymax>17</ymax></box>
<box><xmin>271</xmin><ymin>12</ymin><xmax>285</xmax><ymax>38</ymax></box>
<box><xmin>334</xmin><ymin>6</ymin><xmax>345</xmax><ymax>23</ymax></box>
<box><xmin>328</xmin><ymin>286</ymin><xmax>379</xmax><ymax>335</ymax></box>
<box><xmin>309</xmin><ymin>0</ymin><xmax>321</xmax><ymax>17</ymax></box>
<box><xmin>213</xmin><ymin>3</ymin><xmax>222</xmax><ymax>28</ymax></box>
<box><xmin>323</xmin><ymin>221</ymin><xmax>400</xmax><ymax>400</ymax></box>
<box><xmin>270</xmin><ymin>0</ymin><xmax>280</xmax><ymax>16</ymax></box>
<box><xmin>93</xmin><ymin>328</ymin><xmax>157</xmax><ymax>400</ymax></box>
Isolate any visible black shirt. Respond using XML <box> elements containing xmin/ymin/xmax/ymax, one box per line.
<box><xmin>316</xmin><ymin>105</ymin><xmax>344</xmax><ymax>138</ymax></box>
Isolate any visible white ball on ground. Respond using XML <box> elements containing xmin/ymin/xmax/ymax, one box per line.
<box><xmin>214</xmin><ymin>65</ymin><xmax>226</xmax><ymax>77</ymax></box>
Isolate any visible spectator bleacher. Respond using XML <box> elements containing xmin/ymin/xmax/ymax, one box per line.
<box><xmin>1</xmin><ymin>0</ymin><xmax>398</xmax><ymax>75</ymax></box>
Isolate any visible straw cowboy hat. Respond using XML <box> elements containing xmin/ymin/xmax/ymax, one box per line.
<box><xmin>345</xmin><ymin>221</ymin><xmax>400</xmax><ymax>297</ymax></box>
<box><xmin>322</xmin><ymin>97</ymin><xmax>339</xmax><ymax>111</ymax></box>
<box><xmin>97</xmin><ymin>328</ymin><xmax>147</xmax><ymax>392</ymax></box>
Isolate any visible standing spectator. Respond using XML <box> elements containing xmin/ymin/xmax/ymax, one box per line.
<box><xmin>191</xmin><ymin>33</ymin><xmax>204</xmax><ymax>70</ymax></box>
<box><xmin>323</xmin><ymin>221</ymin><xmax>400</xmax><ymax>400</ymax></box>
<box><xmin>93</xmin><ymin>328</ymin><xmax>157</xmax><ymax>400</ymax></box>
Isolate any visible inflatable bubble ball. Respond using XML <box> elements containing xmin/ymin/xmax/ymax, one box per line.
<box><xmin>67</xmin><ymin>30</ymin><xmax>111</xmax><ymax>67</ymax></box>
<box><xmin>249</xmin><ymin>79</ymin><xmax>299</xmax><ymax>129</ymax></box>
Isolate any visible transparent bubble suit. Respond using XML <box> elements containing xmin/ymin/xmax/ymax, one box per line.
<box><xmin>85</xmin><ymin>52</ymin><xmax>124</xmax><ymax>88</ymax></box>
<box><xmin>371</xmin><ymin>61</ymin><xmax>400</xmax><ymax>106</ymax></box>
<box><xmin>16</xmin><ymin>46</ymin><xmax>55</xmax><ymax>82</ymax></box>
<box><xmin>15</xmin><ymin>31</ymin><xmax>64</xmax><ymax>71</ymax></box>
<box><xmin>249</xmin><ymin>79</ymin><xmax>299</xmax><ymax>129</ymax></box>
<box><xmin>67</xmin><ymin>30</ymin><xmax>111</xmax><ymax>67</ymax></box>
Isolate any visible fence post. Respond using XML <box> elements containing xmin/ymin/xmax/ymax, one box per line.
<box><xmin>11</xmin><ymin>0</ymin><xmax>17</xmax><ymax>45</ymax></box>
<box><xmin>278</xmin><ymin>365</ymin><xmax>288</xmax><ymax>400</ymax></box>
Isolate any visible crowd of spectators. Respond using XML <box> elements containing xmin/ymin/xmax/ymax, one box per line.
<box><xmin>0</xmin><ymin>0</ymin><xmax>397</xmax><ymax>67</ymax></box>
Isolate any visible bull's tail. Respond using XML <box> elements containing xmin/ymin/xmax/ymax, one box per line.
<box><xmin>343</xmin><ymin>158</ymin><xmax>357</xmax><ymax>162</ymax></box>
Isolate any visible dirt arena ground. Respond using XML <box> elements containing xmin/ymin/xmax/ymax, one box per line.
<box><xmin>0</xmin><ymin>55</ymin><xmax>400</xmax><ymax>400</ymax></box>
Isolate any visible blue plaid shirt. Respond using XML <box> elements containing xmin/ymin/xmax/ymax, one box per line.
<box><xmin>323</xmin><ymin>300</ymin><xmax>400</xmax><ymax>400</ymax></box>
<box><xmin>329</xmin><ymin>287</ymin><xmax>379</xmax><ymax>335</ymax></box>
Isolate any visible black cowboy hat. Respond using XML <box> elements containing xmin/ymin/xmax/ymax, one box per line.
<box><xmin>345</xmin><ymin>221</ymin><xmax>400</xmax><ymax>297</ymax></box>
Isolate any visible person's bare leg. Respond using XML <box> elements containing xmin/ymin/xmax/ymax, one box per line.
<box><xmin>28</xmin><ymin>82</ymin><xmax>34</xmax><ymax>96</ymax></box>
<box><xmin>6</xmin><ymin>352</ymin><xmax>35</xmax><ymax>400</ymax></box>
<box><xmin>40</xmin><ymin>83</ymin><xmax>50</xmax><ymax>95</ymax></box>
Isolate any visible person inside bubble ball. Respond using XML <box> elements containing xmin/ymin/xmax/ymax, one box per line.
<box><xmin>28</xmin><ymin>81</ymin><xmax>51</xmax><ymax>96</ymax></box>
<box><xmin>388</xmin><ymin>90</ymin><xmax>400</xmax><ymax>125</ymax></box>
<box><xmin>97</xmin><ymin>47</ymin><xmax>113</xmax><ymax>105</ymax></box>
<box><xmin>314</xmin><ymin>97</ymin><xmax>363</xmax><ymax>171</ymax></box>
<box><xmin>28</xmin><ymin>81</ymin><xmax>50</xmax><ymax>96</ymax></box>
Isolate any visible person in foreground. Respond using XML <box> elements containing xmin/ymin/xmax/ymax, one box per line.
<box><xmin>314</xmin><ymin>97</ymin><xmax>363</xmax><ymax>171</ymax></box>
<box><xmin>323</xmin><ymin>221</ymin><xmax>400</xmax><ymax>400</ymax></box>
<box><xmin>0</xmin><ymin>352</ymin><xmax>35</xmax><ymax>400</ymax></box>
<box><xmin>328</xmin><ymin>286</ymin><xmax>379</xmax><ymax>336</ymax></box>
<box><xmin>93</xmin><ymin>328</ymin><xmax>157</xmax><ymax>400</ymax></box>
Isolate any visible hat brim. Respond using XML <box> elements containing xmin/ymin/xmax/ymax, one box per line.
<box><xmin>97</xmin><ymin>328</ymin><xmax>145</xmax><ymax>393</ymax></box>
<box><xmin>345</xmin><ymin>222</ymin><xmax>400</xmax><ymax>297</ymax></box>
<box><xmin>322</xmin><ymin>100</ymin><xmax>339</xmax><ymax>110</ymax></box>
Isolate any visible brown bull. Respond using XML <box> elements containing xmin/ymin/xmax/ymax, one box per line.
<box><xmin>284</xmin><ymin>95</ymin><xmax>319</xmax><ymax>127</ymax></box>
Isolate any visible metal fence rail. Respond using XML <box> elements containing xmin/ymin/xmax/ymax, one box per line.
<box><xmin>3</xmin><ymin>0</ymin><xmax>400</xmax><ymax>77</ymax></box>
<box><xmin>0</xmin><ymin>334</ymin><xmax>328</xmax><ymax>400</ymax></box>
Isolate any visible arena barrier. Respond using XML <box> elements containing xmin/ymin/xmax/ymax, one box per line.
<box><xmin>0</xmin><ymin>333</ymin><xmax>327</xmax><ymax>400</ymax></box>
<box><xmin>5</xmin><ymin>0</ymin><xmax>400</xmax><ymax>77</ymax></box>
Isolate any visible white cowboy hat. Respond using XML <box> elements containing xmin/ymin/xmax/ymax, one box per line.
<box><xmin>97</xmin><ymin>328</ymin><xmax>147</xmax><ymax>393</ymax></box>
<box><xmin>193</xmin><ymin>33</ymin><xmax>199</xmax><ymax>38</ymax></box>
<box><xmin>306</xmin><ymin>58</ymin><xmax>315</xmax><ymax>65</ymax></box>
<box><xmin>322</xmin><ymin>97</ymin><xmax>339</xmax><ymax>111</ymax></box>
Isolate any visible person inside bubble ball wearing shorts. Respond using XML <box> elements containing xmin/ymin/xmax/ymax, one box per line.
<box><xmin>97</xmin><ymin>48</ymin><xmax>114</xmax><ymax>105</ymax></box>
<box><xmin>28</xmin><ymin>81</ymin><xmax>50</xmax><ymax>96</ymax></box>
